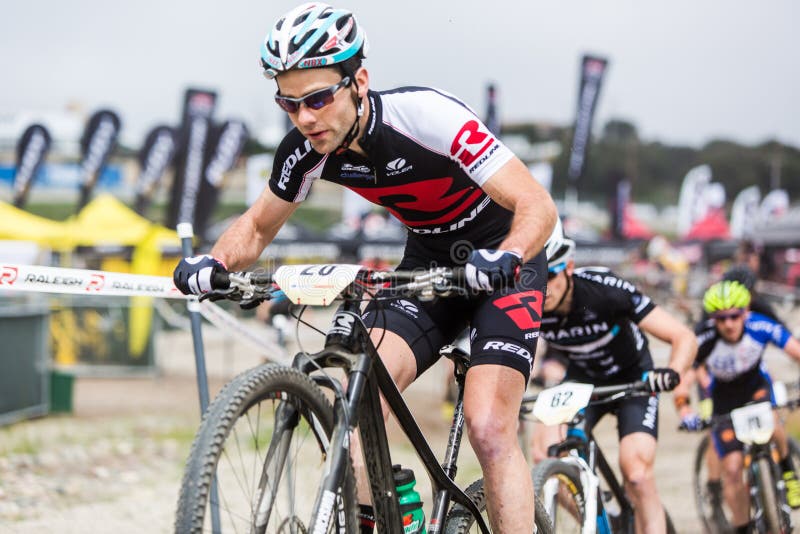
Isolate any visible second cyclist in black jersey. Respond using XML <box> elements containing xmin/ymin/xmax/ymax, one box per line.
<box><xmin>534</xmin><ymin>225</ymin><xmax>697</xmax><ymax>534</ymax></box>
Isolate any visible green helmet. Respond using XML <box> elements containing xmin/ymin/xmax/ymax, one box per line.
<box><xmin>703</xmin><ymin>280</ymin><xmax>751</xmax><ymax>314</ymax></box>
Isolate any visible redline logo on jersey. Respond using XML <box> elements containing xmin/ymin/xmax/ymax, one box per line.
<box><xmin>450</xmin><ymin>120</ymin><xmax>495</xmax><ymax>168</ymax></box>
<box><xmin>0</xmin><ymin>266</ymin><xmax>18</xmax><ymax>285</ymax></box>
<box><xmin>349</xmin><ymin>177</ymin><xmax>484</xmax><ymax>229</ymax></box>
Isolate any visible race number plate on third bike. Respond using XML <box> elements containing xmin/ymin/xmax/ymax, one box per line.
<box><xmin>730</xmin><ymin>401</ymin><xmax>774</xmax><ymax>445</ymax></box>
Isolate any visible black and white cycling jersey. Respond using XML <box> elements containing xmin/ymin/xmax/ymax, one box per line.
<box><xmin>268</xmin><ymin>87</ymin><xmax>517</xmax><ymax>262</ymax></box>
<box><xmin>540</xmin><ymin>267</ymin><xmax>656</xmax><ymax>382</ymax></box>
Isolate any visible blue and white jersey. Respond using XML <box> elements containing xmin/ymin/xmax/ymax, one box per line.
<box><xmin>695</xmin><ymin>312</ymin><xmax>792</xmax><ymax>383</ymax></box>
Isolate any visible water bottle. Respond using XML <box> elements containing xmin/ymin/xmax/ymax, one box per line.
<box><xmin>393</xmin><ymin>464</ymin><xmax>425</xmax><ymax>534</ymax></box>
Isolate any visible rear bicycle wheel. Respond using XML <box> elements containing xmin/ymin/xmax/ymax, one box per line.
<box><xmin>532</xmin><ymin>459</ymin><xmax>586</xmax><ymax>534</ymax></box>
<box><xmin>443</xmin><ymin>476</ymin><xmax>553</xmax><ymax>533</ymax></box>
<box><xmin>175</xmin><ymin>363</ymin><xmax>358</xmax><ymax>533</ymax></box>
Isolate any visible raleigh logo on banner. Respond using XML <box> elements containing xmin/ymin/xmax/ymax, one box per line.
<box><xmin>77</xmin><ymin>109</ymin><xmax>121</xmax><ymax>211</ymax></box>
<box><xmin>134</xmin><ymin>125</ymin><xmax>177</xmax><ymax>215</ymax></box>
<box><xmin>193</xmin><ymin>119</ymin><xmax>250</xmax><ymax>241</ymax></box>
<box><xmin>567</xmin><ymin>55</ymin><xmax>608</xmax><ymax>185</ymax></box>
<box><xmin>13</xmin><ymin>123</ymin><xmax>52</xmax><ymax>208</ymax></box>
<box><xmin>166</xmin><ymin>88</ymin><xmax>217</xmax><ymax>230</ymax></box>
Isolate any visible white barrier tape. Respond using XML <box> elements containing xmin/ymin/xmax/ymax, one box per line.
<box><xmin>200</xmin><ymin>301</ymin><xmax>290</xmax><ymax>365</ymax></box>
<box><xmin>0</xmin><ymin>262</ymin><xmax>291</xmax><ymax>365</ymax></box>
<box><xmin>0</xmin><ymin>263</ymin><xmax>186</xmax><ymax>299</ymax></box>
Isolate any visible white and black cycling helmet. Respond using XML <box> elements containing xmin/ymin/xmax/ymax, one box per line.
<box><xmin>544</xmin><ymin>217</ymin><xmax>575</xmax><ymax>275</ymax></box>
<box><xmin>261</xmin><ymin>2</ymin><xmax>369</xmax><ymax>79</ymax></box>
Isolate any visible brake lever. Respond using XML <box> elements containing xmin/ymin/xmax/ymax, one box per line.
<box><xmin>198</xmin><ymin>287</ymin><xmax>239</xmax><ymax>303</ymax></box>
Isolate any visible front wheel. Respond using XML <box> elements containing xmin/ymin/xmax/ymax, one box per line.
<box><xmin>532</xmin><ymin>459</ymin><xmax>586</xmax><ymax>533</ymax></box>
<box><xmin>175</xmin><ymin>363</ymin><xmax>358</xmax><ymax>533</ymax></box>
<box><xmin>753</xmin><ymin>456</ymin><xmax>788</xmax><ymax>534</ymax></box>
<box><xmin>443</xmin><ymin>476</ymin><xmax>553</xmax><ymax>533</ymax></box>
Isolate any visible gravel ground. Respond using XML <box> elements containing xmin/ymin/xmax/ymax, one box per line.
<box><xmin>1</xmin><ymin>306</ymin><xmax>798</xmax><ymax>532</ymax></box>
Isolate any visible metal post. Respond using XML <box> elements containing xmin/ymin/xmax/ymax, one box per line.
<box><xmin>177</xmin><ymin>222</ymin><xmax>221</xmax><ymax>533</ymax></box>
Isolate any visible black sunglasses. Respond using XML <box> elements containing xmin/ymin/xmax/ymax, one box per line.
<box><xmin>711</xmin><ymin>309</ymin><xmax>745</xmax><ymax>322</ymax></box>
<box><xmin>274</xmin><ymin>76</ymin><xmax>351</xmax><ymax>113</ymax></box>
<box><xmin>547</xmin><ymin>263</ymin><xmax>567</xmax><ymax>281</ymax></box>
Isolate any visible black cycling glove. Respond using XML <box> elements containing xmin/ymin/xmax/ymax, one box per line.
<box><xmin>642</xmin><ymin>368</ymin><xmax>680</xmax><ymax>393</ymax></box>
<box><xmin>464</xmin><ymin>249</ymin><xmax>522</xmax><ymax>292</ymax></box>
<box><xmin>173</xmin><ymin>255</ymin><xmax>228</xmax><ymax>295</ymax></box>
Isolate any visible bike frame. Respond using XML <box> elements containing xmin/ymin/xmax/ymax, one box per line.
<box><xmin>288</xmin><ymin>297</ymin><xmax>490</xmax><ymax>533</ymax></box>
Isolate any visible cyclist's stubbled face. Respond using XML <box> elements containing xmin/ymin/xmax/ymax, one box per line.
<box><xmin>543</xmin><ymin>261</ymin><xmax>574</xmax><ymax>314</ymax></box>
<box><xmin>275</xmin><ymin>66</ymin><xmax>366</xmax><ymax>155</ymax></box>
<box><xmin>714</xmin><ymin>308</ymin><xmax>746</xmax><ymax>342</ymax></box>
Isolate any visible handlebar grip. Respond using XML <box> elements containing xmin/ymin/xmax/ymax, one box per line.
<box><xmin>249</xmin><ymin>273</ymin><xmax>274</xmax><ymax>285</ymax></box>
<box><xmin>449</xmin><ymin>266</ymin><xmax>467</xmax><ymax>284</ymax></box>
<box><xmin>212</xmin><ymin>271</ymin><xmax>230</xmax><ymax>289</ymax></box>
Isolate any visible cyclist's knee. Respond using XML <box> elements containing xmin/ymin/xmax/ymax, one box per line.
<box><xmin>622</xmin><ymin>463</ymin><xmax>656</xmax><ymax>495</ymax></box>
<box><xmin>466</xmin><ymin>414</ymin><xmax>517</xmax><ymax>460</ymax></box>
<box><xmin>722</xmin><ymin>462</ymin><xmax>744</xmax><ymax>486</ymax></box>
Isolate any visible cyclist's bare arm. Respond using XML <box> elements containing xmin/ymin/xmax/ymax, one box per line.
<box><xmin>481</xmin><ymin>156</ymin><xmax>557</xmax><ymax>261</ymax></box>
<box><xmin>783</xmin><ymin>336</ymin><xmax>800</xmax><ymax>362</ymax></box>
<box><xmin>211</xmin><ymin>188</ymin><xmax>298</xmax><ymax>270</ymax></box>
<box><xmin>638</xmin><ymin>305</ymin><xmax>698</xmax><ymax>377</ymax></box>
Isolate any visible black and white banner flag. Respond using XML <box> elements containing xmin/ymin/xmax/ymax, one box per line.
<box><xmin>193</xmin><ymin>119</ymin><xmax>249</xmax><ymax>241</ymax></box>
<box><xmin>165</xmin><ymin>88</ymin><xmax>217</xmax><ymax>229</ymax></box>
<box><xmin>77</xmin><ymin>109</ymin><xmax>121</xmax><ymax>211</ymax></box>
<box><xmin>567</xmin><ymin>55</ymin><xmax>608</xmax><ymax>186</ymax></box>
<box><xmin>12</xmin><ymin>124</ymin><xmax>51</xmax><ymax>208</ymax></box>
<box><xmin>134</xmin><ymin>125</ymin><xmax>177</xmax><ymax>216</ymax></box>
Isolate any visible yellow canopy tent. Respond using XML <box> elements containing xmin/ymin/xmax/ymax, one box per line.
<box><xmin>0</xmin><ymin>202</ymin><xmax>74</xmax><ymax>251</ymax></box>
<box><xmin>66</xmin><ymin>195</ymin><xmax>180</xmax><ymax>359</ymax></box>
<box><xmin>65</xmin><ymin>194</ymin><xmax>179</xmax><ymax>252</ymax></box>
<box><xmin>0</xmin><ymin>194</ymin><xmax>181</xmax><ymax>362</ymax></box>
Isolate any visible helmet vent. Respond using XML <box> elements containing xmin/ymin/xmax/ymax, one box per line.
<box><xmin>294</xmin><ymin>13</ymin><xmax>310</xmax><ymax>26</ymax></box>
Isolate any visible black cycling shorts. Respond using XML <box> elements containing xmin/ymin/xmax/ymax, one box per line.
<box><xmin>711</xmin><ymin>368</ymin><xmax>775</xmax><ymax>457</ymax></box>
<box><xmin>362</xmin><ymin>250</ymin><xmax>547</xmax><ymax>383</ymax></box>
<box><xmin>581</xmin><ymin>393</ymin><xmax>660</xmax><ymax>441</ymax></box>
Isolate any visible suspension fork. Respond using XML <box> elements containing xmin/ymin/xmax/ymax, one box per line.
<box><xmin>306</xmin><ymin>351</ymin><xmax>381</xmax><ymax>533</ymax></box>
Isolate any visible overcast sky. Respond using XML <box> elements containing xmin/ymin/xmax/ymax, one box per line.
<box><xmin>2</xmin><ymin>0</ymin><xmax>798</xmax><ymax>149</ymax></box>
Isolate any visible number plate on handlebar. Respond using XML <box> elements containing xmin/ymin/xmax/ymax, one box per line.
<box><xmin>273</xmin><ymin>264</ymin><xmax>364</xmax><ymax>306</ymax></box>
<box><xmin>533</xmin><ymin>383</ymin><xmax>594</xmax><ymax>426</ymax></box>
<box><xmin>730</xmin><ymin>401</ymin><xmax>774</xmax><ymax>445</ymax></box>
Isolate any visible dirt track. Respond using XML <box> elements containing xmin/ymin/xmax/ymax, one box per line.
<box><xmin>1</xmin><ymin>307</ymin><xmax>798</xmax><ymax>532</ymax></box>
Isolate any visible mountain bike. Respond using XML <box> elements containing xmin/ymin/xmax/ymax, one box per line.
<box><xmin>693</xmin><ymin>433</ymin><xmax>800</xmax><ymax>534</ymax></box>
<box><xmin>174</xmin><ymin>264</ymin><xmax>553</xmax><ymax>533</ymax></box>
<box><xmin>684</xmin><ymin>397</ymin><xmax>800</xmax><ymax>534</ymax></box>
<box><xmin>523</xmin><ymin>381</ymin><xmax>677</xmax><ymax>534</ymax></box>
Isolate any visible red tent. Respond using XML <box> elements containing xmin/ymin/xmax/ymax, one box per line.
<box><xmin>622</xmin><ymin>206</ymin><xmax>655</xmax><ymax>239</ymax></box>
<box><xmin>684</xmin><ymin>208</ymin><xmax>731</xmax><ymax>241</ymax></box>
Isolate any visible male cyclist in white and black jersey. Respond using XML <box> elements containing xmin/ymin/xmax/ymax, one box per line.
<box><xmin>535</xmin><ymin>228</ymin><xmax>697</xmax><ymax>534</ymax></box>
<box><xmin>173</xmin><ymin>4</ymin><xmax>557</xmax><ymax>532</ymax></box>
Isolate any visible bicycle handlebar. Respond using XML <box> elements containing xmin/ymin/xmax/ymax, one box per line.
<box><xmin>521</xmin><ymin>379</ymin><xmax>651</xmax><ymax>408</ymax></box>
<box><xmin>677</xmin><ymin>397</ymin><xmax>800</xmax><ymax>432</ymax></box>
<box><xmin>202</xmin><ymin>266</ymin><xmax>472</xmax><ymax>305</ymax></box>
